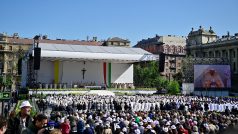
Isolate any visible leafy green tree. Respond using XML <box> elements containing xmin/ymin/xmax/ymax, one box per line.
<box><xmin>167</xmin><ymin>81</ymin><xmax>180</xmax><ymax>95</ymax></box>
<box><xmin>173</xmin><ymin>72</ymin><xmax>183</xmax><ymax>85</ymax></box>
<box><xmin>134</xmin><ymin>61</ymin><xmax>181</xmax><ymax>95</ymax></box>
<box><xmin>134</xmin><ymin>61</ymin><xmax>160</xmax><ymax>88</ymax></box>
<box><xmin>181</xmin><ymin>56</ymin><xmax>194</xmax><ymax>83</ymax></box>
<box><xmin>5</xmin><ymin>74</ymin><xmax>13</xmax><ymax>89</ymax></box>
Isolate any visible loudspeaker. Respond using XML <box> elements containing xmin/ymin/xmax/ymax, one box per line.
<box><xmin>18</xmin><ymin>58</ymin><xmax>22</xmax><ymax>75</ymax></box>
<box><xmin>159</xmin><ymin>53</ymin><xmax>165</xmax><ymax>72</ymax></box>
<box><xmin>34</xmin><ymin>47</ymin><xmax>41</xmax><ymax>70</ymax></box>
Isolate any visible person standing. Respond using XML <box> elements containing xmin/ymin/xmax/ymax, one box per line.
<box><xmin>6</xmin><ymin>100</ymin><xmax>33</xmax><ymax>134</ymax></box>
<box><xmin>4</xmin><ymin>106</ymin><xmax>8</xmax><ymax>118</ymax></box>
<box><xmin>60</xmin><ymin>118</ymin><xmax>70</xmax><ymax>134</ymax></box>
<box><xmin>27</xmin><ymin>114</ymin><xmax>48</xmax><ymax>134</ymax></box>
<box><xmin>0</xmin><ymin>116</ymin><xmax>7</xmax><ymax>134</ymax></box>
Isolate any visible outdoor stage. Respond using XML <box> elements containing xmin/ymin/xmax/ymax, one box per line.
<box><xmin>21</xmin><ymin>43</ymin><xmax>155</xmax><ymax>88</ymax></box>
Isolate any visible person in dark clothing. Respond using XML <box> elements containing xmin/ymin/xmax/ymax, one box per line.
<box><xmin>0</xmin><ymin>116</ymin><xmax>7</xmax><ymax>134</ymax></box>
<box><xmin>4</xmin><ymin>106</ymin><xmax>8</xmax><ymax>118</ymax></box>
<box><xmin>77</xmin><ymin>118</ymin><xmax>85</xmax><ymax>134</ymax></box>
<box><xmin>95</xmin><ymin>123</ymin><xmax>103</xmax><ymax>134</ymax></box>
<box><xmin>28</xmin><ymin>114</ymin><xmax>48</xmax><ymax>134</ymax></box>
<box><xmin>83</xmin><ymin>124</ymin><xmax>94</xmax><ymax>134</ymax></box>
<box><xmin>6</xmin><ymin>100</ymin><xmax>33</xmax><ymax>134</ymax></box>
<box><xmin>225</xmin><ymin>106</ymin><xmax>230</xmax><ymax>116</ymax></box>
<box><xmin>204</xmin><ymin>102</ymin><xmax>209</xmax><ymax>111</ymax></box>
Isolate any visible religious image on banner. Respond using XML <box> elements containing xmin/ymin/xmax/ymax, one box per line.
<box><xmin>194</xmin><ymin>65</ymin><xmax>231</xmax><ymax>88</ymax></box>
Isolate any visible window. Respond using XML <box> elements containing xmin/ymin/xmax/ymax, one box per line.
<box><xmin>8</xmin><ymin>69</ymin><xmax>12</xmax><ymax>73</ymax></box>
<box><xmin>167</xmin><ymin>47</ymin><xmax>170</xmax><ymax>53</ymax></box>
<box><xmin>166</xmin><ymin>69</ymin><xmax>169</xmax><ymax>72</ymax></box>
<box><xmin>9</xmin><ymin>46</ymin><xmax>12</xmax><ymax>51</ymax></box>
<box><xmin>177</xmin><ymin>46</ymin><xmax>180</xmax><ymax>53</ymax></box>
<box><xmin>164</xmin><ymin>46</ymin><xmax>167</xmax><ymax>53</ymax></box>
<box><xmin>166</xmin><ymin>56</ymin><xmax>168</xmax><ymax>60</ymax></box>
<box><xmin>166</xmin><ymin>62</ymin><xmax>168</xmax><ymax>67</ymax></box>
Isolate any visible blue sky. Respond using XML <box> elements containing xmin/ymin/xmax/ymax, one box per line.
<box><xmin>1</xmin><ymin>0</ymin><xmax>238</xmax><ymax>46</ymax></box>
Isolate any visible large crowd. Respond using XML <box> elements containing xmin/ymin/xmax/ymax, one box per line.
<box><xmin>1</xmin><ymin>94</ymin><xmax>238</xmax><ymax>134</ymax></box>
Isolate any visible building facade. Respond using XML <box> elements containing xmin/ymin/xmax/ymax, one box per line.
<box><xmin>0</xmin><ymin>33</ymin><xmax>31</xmax><ymax>90</ymax></box>
<box><xmin>103</xmin><ymin>37</ymin><xmax>130</xmax><ymax>47</ymax></box>
<box><xmin>186</xmin><ymin>26</ymin><xmax>238</xmax><ymax>91</ymax></box>
<box><xmin>0</xmin><ymin>33</ymin><xmax>103</xmax><ymax>90</ymax></box>
<box><xmin>135</xmin><ymin>35</ymin><xmax>186</xmax><ymax>80</ymax></box>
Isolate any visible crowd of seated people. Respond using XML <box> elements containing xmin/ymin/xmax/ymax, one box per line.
<box><xmin>17</xmin><ymin>94</ymin><xmax>238</xmax><ymax>134</ymax></box>
<box><xmin>111</xmin><ymin>83</ymin><xmax>135</xmax><ymax>89</ymax></box>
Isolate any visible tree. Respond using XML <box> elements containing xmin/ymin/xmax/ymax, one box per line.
<box><xmin>4</xmin><ymin>74</ymin><xmax>13</xmax><ymax>89</ymax></box>
<box><xmin>167</xmin><ymin>81</ymin><xmax>180</xmax><ymax>95</ymax></box>
<box><xmin>134</xmin><ymin>61</ymin><xmax>160</xmax><ymax>88</ymax></box>
<box><xmin>134</xmin><ymin>61</ymin><xmax>181</xmax><ymax>94</ymax></box>
<box><xmin>173</xmin><ymin>72</ymin><xmax>183</xmax><ymax>85</ymax></box>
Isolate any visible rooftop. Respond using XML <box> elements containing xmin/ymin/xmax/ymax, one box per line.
<box><xmin>7</xmin><ymin>37</ymin><xmax>103</xmax><ymax>46</ymax></box>
<box><xmin>188</xmin><ymin>26</ymin><xmax>216</xmax><ymax>36</ymax></box>
<box><xmin>107</xmin><ymin>37</ymin><xmax>130</xmax><ymax>43</ymax></box>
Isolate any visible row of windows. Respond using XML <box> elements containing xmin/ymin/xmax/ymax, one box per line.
<box><xmin>163</xmin><ymin>45</ymin><xmax>185</xmax><ymax>54</ymax></box>
<box><xmin>140</xmin><ymin>45</ymin><xmax>185</xmax><ymax>54</ymax></box>
<box><xmin>197</xmin><ymin>49</ymin><xmax>237</xmax><ymax>58</ymax></box>
<box><xmin>0</xmin><ymin>45</ymin><xmax>13</xmax><ymax>50</ymax></box>
<box><xmin>109</xmin><ymin>42</ymin><xmax>128</xmax><ymax>46</ymax></box>
<box><xmin>165</xmin><ymin>62</ymin><xmax>181</xmax><ymax>67</ymax></box>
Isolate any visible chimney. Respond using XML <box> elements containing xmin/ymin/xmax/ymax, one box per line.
<box><xmin>42</xmin><ymin>35</ymin><xmax>48</xmax><ymax>39</ymax></box>
<box><xmin>87</xmin><ymin>36</ymin><xmax>89</xmax><ymax>41</ymax></box>
<box><xmin>92</xmin><ymin>37</ymin><xmax>97</xmax><ymax>41</ymax></box>
<box><xmin>13</xmin><ymin>33</ymin><xmax>19</xmax><ymax>38</ymax></box>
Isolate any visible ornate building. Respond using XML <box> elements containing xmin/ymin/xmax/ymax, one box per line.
<box><xmin>0</xmin><ymin>33</ymin><xmax>103</xmax><ymax>90</ymax></box>
<box><xmin>103</xmin><ymin>37</ymin><xmax>130</xmax><ymax>47</ymax></box>
<box><xmin>186</xmin><ymin>26</ymin><xmax>238</xmax><ymax>91</ymax></box>
<box><xmin>135</xmin><ymin>35</ymin><xmax>186</xmax><ymax>80</ymax></box>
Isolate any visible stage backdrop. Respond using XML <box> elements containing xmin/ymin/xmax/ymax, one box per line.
<box><xmin>37</xmin><ymin>60</ymin><xmax>133</xmax><ymax>87</ymax></box>
<box><xmin>194</xmin><ymin>65</ymin><xmax>231</xmax><ymax>90</ymax></box>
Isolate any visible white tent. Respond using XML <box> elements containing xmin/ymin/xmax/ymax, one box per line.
<box><xmin>22</xmin><ymin>43</ymin><xmax>156</xmax><ymax>88</ymax></box>
<box><xmin>33</xmin><ymin>43</ymin><xmax>156</xmax><ymax>63</ymax></box>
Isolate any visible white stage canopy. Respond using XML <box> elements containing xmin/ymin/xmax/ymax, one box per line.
<box><xmin>32</xmin><ymin>43</ymin><xmax>156</xmax><ymax>63</ymax></box>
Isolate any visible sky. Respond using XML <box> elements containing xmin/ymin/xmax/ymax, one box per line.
<box><xmin>1</xmin><ymin>0</ymin><xmax>238</xmax><ymax>46</ymax></box>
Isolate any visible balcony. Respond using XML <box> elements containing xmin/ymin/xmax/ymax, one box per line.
<box><xmin>0</xmin><ymin>49</ymin><xmax>14</xmax><ymax>53</ymax></box>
